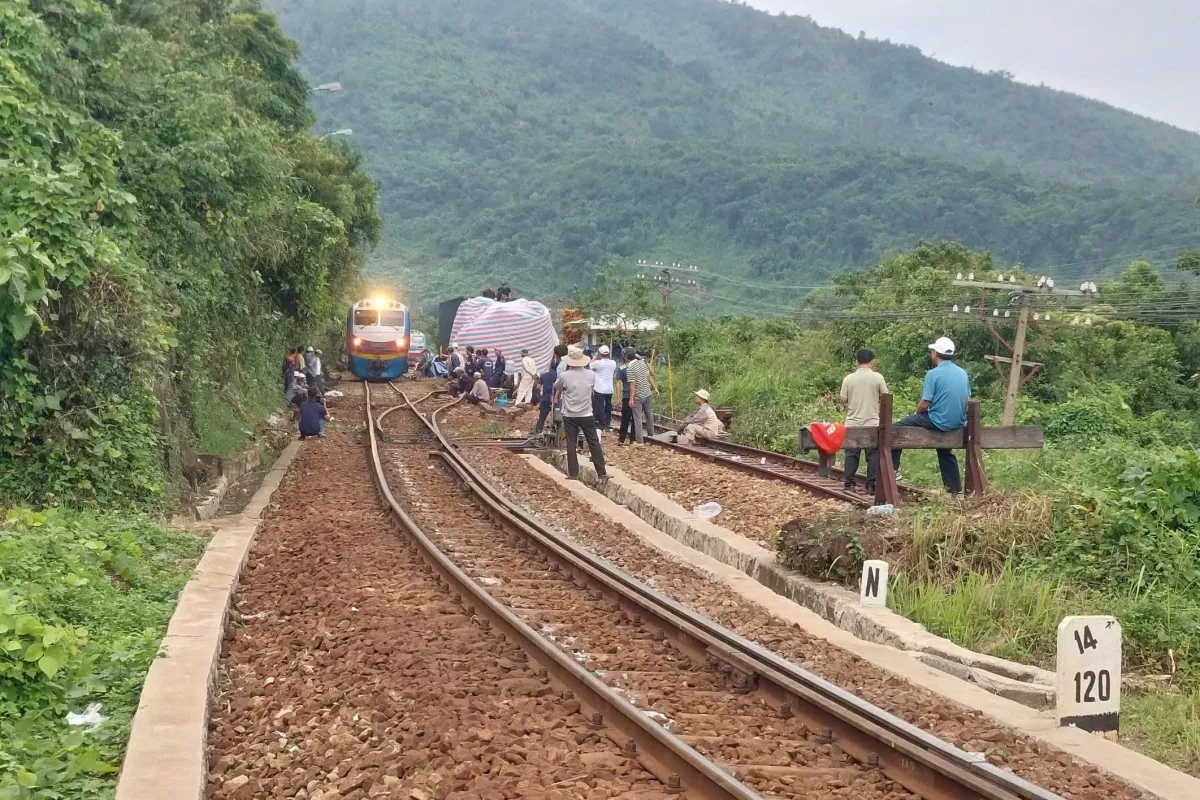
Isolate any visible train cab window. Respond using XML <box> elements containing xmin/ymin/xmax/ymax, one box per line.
<box><xmin>353</xmin><ymin>308</ymin><xmax>378</xmax><ymax>327</ymax></box>
<box><xmin>379</xmin><ymin>310</ymin><xmax>407</xmax><ymax>328</ymax></box>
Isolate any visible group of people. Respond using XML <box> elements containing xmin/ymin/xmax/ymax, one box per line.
<box><xmin>444</xmin><ymin>345</ymin><xmax>513</xmax><ymax>402</ymax></box>
<box><xmin>838</xmin><ymin>336</ymin><xmax>970</xmax><ymax>496</ymax></box>
<box><xmin>282</xmin><ymin>346</ymin><xmax>329</xmax><ymax>440</ymax></box>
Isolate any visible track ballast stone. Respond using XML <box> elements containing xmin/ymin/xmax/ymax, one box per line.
<box><xmin>445</xmin><ymin>436</ymin><xmax>1141</xmax><ymax>800</ymax></box>
<box><xmin>206</xmin><ymin>395</ymin><xmax>671</xmax><ymax>800</ymax></box>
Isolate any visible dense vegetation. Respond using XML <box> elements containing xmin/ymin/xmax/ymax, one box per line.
<box><xmin>271</xmin><ymin>0</ymin><xmax>1200</xmax><ymax>305</ymax></box>
<box><xmin>2</xmin><ymin>0</ymin><xmax>378</xmax><ymax>794</ymax></box>
<box><xmin>2</xmin><ymin>0</ymin><xmax>379</xmax><ymax>508</ymax></box>
<box><xmin>650</xmin><ymin>243</ymin><xmax>1200</xmax><ymax>768</ymax></box>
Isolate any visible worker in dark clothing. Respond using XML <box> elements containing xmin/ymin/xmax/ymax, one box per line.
<box><xmin>533</xmin><ymin>364</ymin><xmax>558</xmax><ymax>434</ymax></box>
<box><xmin>493</xmin><ymin>349</ymin><xmax>507</xmax><ymax>388</ymax></box>
<box><xmin>298</xmin><ymin>389</ymin><xmax>329</xmax><ymax>440</ymax></box>
<box><xmin>479</xmin><ymin>348</ymin><xmax>496</xmax><ymax>386</ymax></box>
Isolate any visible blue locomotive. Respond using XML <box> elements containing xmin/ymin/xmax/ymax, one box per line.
<box><xmin>345</xmin><ymin>297</ymin><xmax>411</xmax><ymax>381</ymax></box>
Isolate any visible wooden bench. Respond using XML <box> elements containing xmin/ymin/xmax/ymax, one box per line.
<box><xmin>799</xmin><ymin>394</ymin><xmax>1043</xmax><ymax>505</ymax></box>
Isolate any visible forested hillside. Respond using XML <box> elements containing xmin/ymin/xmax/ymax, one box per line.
<box><xmin>1</xmin><ymin>0</ymin><xmax>379</xmax><ymax>506</ymax></box>
<box><xmin>270</xmin><ymin>0</ymin><xmax>1200</xmax><ymax>306</ymax></box>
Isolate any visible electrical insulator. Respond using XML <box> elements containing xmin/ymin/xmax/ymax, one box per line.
<box><xmin>956</xmin><ymin>272</ymin><xmax>963</xmax><ymax>280</ymax></box>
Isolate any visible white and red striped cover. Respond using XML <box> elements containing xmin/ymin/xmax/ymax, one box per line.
<box><xmin>450</xmin><ymin>298</ymin><xmax>558</xmax><ymax>371</ymax></box>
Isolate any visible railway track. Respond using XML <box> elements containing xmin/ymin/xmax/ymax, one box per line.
<box><xmin>367</xmin><ymin>383</ymin><xmax>1061</xmax><ymax>800</ymax></box>
<box><xmin>645</xmin><ymin>416</ymin><xmax>920</xmax><ymax>507</ymax></box>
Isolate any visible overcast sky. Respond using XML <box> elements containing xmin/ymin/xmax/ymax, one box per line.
<box><xmin>748</xmin><ymin>0</ymin><xmax>1200</xmax><ymax>133</ymax></box>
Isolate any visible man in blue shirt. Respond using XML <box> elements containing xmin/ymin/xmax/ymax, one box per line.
<box><xmin>891</xmin><ymin>337</ymin><xmax>970</xmax><ymax>495</ymax></box>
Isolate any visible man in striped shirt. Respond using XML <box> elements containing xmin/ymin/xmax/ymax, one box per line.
<box><xmin>624</xmin><ymin>351</ymin><xmax>655</xmax><ymax>445</ymax></box>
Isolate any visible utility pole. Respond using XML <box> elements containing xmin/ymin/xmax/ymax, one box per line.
<box><xmin>636</xmin><ymin>261</ymin><xmax>704</xmax><ymax>416</ymax></box>
<box><xmin>951</xmin><ymin>273</ymin><xmax>1097</xmax><ymax>425</ymax></box>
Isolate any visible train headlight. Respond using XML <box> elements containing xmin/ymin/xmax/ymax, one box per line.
<box><xmin>352</xmin><ymin>337</ymin><xmax>362</xmax><ymax>347</ymax></box>
<box><xmin>396</xmin><ymin>337</ymin><xmax>407</xmax><ymax>348</ymax></box>
<box><xmin>373</xmin><ymin>295</ymin><xmax>387</xmax><ymax>308</ymax></box>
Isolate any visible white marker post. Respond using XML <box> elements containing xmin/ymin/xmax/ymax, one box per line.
<box><xmin>859</xmin><ymin>560</ymin><xmax>888</xmax><ymax>607</ymax></box>
<box><xmin>1056</xmin><ymin>616</ymin><xmax>1121</xmax><ymax>733</ymax></box>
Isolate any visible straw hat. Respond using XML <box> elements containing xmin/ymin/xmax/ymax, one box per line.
<box><xmin>694</xmin><ymin>389</ymin><xmax>711</xmax><ymax>402</ymax></box>
<box><xmin>563</xmin><ymin>346</ymin><xmax>590</xmax><ymax>367</ymax></box>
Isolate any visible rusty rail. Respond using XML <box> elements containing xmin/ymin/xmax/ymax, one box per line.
<box><xmin>392</xmin><ymin>385</ymin><xmax>1061</xmax><ymax>800</ymax></box>
<box><xmin>364</xmin><ymin>384</ymin><xmax>759</xmax><ymax>798</ymax></box>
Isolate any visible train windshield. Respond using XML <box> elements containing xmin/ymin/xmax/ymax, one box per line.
<box><xmin>353</xmin><ymin>308</ymin><xmax>407</xmax><ymax>328</ymax></box>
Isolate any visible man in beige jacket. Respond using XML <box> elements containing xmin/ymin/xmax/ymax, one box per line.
<box><xmin>679</xmin><ymin>389</ymin><xmax>724</xmax><ymax>442</ymax></box>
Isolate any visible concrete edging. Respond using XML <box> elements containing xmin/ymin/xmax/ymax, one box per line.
<box><xmin>544</xmin><ymin>451</ymin><xmax>1055</xmax><ymax>707</ymax></box>
<box><xmin>115</xmin><ymin>439</ymin><xmax>302</xmax><ymax>800</ymax></box>
<box><xmin>524</xmin><ymin>455</ymin><xmax>1200</xmax><ymax>800</ymax></box>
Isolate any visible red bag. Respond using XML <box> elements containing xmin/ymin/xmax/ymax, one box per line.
<box><xmin>809</xmin><ymin>421</ymin><xmax>846</xmax><ymax>456</ymax></box>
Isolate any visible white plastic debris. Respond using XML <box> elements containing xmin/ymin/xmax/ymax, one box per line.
<box><xmin>693</xmin><ymin>502</ymin><xmax>722</xmax><ymax>520</ymax></box>
<box><xmin>867</xmin><ymin>504</ymin><xmax>895</xmax><ymax>516</ymax></box>
<box><xmin>67</xmin><ymin>704</ymin><xmax>106</xmax><ymax>731</ymax></box>
<box><xmin>325</xmin><ymin>390</ymin><xmax>345</xmax><ymax>398</ymax></box>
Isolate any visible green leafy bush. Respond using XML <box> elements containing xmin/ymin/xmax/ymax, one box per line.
<box><xmin>0</xmin><ymin>508</ymin><xmax>205</xmax><ymax>797</ymax></box>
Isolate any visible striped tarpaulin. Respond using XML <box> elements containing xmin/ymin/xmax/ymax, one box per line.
<box><xmin>450</xmin><ymin>298</ymin><xmax>558</xmax><ymax>371</ymax></box>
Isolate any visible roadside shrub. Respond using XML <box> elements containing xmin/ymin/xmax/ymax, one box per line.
<box><xmin>0</xmin><ymin>508</ymin><xmax>204</xmax><ymax>797</ymax></box>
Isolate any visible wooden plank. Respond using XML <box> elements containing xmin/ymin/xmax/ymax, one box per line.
<box><xmin>800</xmin><ymin>425</ymin><xmax>1043</xmax><ymax>451</ymax></box>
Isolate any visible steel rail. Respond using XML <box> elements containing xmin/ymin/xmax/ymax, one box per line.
<box><xmin>395</xmin><ymin>386</ymin><xmax>1062</xmax><ymax>800</ymax></box>
<box><xmin>646</xmin><ymin>414</ymin><xmax>922</xmax><ymax>504</ymax></box>
<box><xmin>363</xmin><ymin>383</ymin><xmax>760</xmax><ymax>799</ymax></box>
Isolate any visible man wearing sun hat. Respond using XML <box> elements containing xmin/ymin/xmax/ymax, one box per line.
<box><xmin>891</xmin><ymin>336</ymin><xmax>970</xmax><ymax>495</ymax></box>
<box><xmin>553</xmin><ymin>346</ymin><xmax>608</xmax><ymax>479</ymax></box>
<box><xmin>678</xmin><ymin>389</ymin><xmax>724</xmax><ymax>443</ymax></box>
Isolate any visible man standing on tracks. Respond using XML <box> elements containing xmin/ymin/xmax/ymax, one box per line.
<box><xmin>625</xmin><ymin>350</ymin><xmax>654</xmax><ymax>445</ymax></box>
<box><xmin>553</xmin><ymin>346</ymin><xmax>608</xmax><ymax>480</ymax></box>
<box><xmin>589</xmin><ymin>345</ymin><xmax>616</xmax><ymax>430</ymax></box>
<box><xmin>516</xmin><ymin>348</ymin><xmax>538</xmax><ymax>406</ymax></box>
<box><xmin>839</xmin><ymin>348</ymin><xmax>888</xmax><ymax>494</ymax></box>
<box><xmin>305</xmin><ymin>346</ymin><xmax>324</xmax><ymax>394</ymax></box>
<box><xmin>615</xmin><ymin>356</ymin><xmax>634</xmax><ymax>445</ymax></box>
<box><xmin>892</xmin><ymin>337</ymin><xmax>969</xmax><ymax>495</ymax></box>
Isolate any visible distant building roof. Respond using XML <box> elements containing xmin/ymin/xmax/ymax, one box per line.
<box><xmin>565</xmin><ymin>315</ymin><xmax>660</xmax><ymax>332</ymax></box>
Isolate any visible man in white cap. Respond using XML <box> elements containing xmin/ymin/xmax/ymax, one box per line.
<box><xmin>553</xmin><ymin>346</ymin><xmax>608</xmax><ymax>479</ymax></box>
<box><xmin>678</xmin><ymin>389</ymin><xmax>724</xmax><ymax>443</ymax></box>
<box><xmin>448</xmin><ymin>343</ymin><xmax>467</xmax><ymax>374</ymax></box>
<box><xmin>891</xmin><ymin>336</ymin><xmax>970</xmax><ymax>495</ymax></box>
<box><xmin>589</xmin><ymin>345</ymin><xmax>617</xmax><ymax>429</ymax></box>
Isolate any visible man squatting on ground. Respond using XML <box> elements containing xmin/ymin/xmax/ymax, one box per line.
<box><xmin>553</xmin><ymin>346</ymin><xmax>608</xmax><ymax>479</ymax></box>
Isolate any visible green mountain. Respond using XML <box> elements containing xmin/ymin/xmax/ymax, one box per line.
<box><xmin>268</xmin><ymin>0</ymin><xmax>1200</xmax><ymax>306</ymax></box>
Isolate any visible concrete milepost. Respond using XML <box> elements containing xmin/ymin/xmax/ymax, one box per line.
<box><xmin>859</xmin><ymin>559</ymin><xmax>888</xmax><ymax>607</ymax></box>
<box><xmin>1057</xmin><ymin>616</ymin><xmax>1121</xmax><ymax>733</ymax></box>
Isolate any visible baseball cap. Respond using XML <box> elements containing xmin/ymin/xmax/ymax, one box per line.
<box><xmin>929</xmin><ymin>336</ymin><xmax>956</xmax><ymax>356</ymax></box>
<box><xmin>598</xmin><ymin>345</ymin><xmax>610</xmax><ymax>355</ymax></box>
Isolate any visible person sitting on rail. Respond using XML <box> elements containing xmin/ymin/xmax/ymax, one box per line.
<box><xmin>466</xmin><ymin>371</ymin><xmax>492</xmax><ymax>407</ymax></box>
<box><xmin>678</xmin><ymin>389</ymin><xmax>724</xmax><ymax>443</ymax></box>
<box><xmin>297</xmin><ymin>388</ymin><xmax>330</xmax><ymax>440</ymax></box>
<box><xmin>448</xmin><ymin>367</ymin><xmax>470</xmax><ymax>396</ymax></box>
